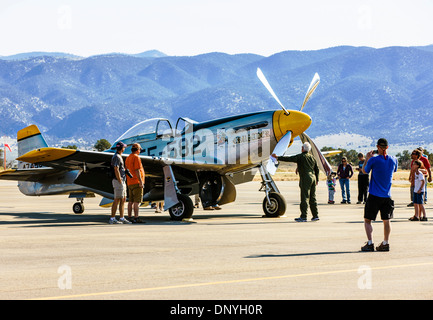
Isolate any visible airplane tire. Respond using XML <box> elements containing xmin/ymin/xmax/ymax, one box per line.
<box><xmin>168</xmin><ymin>194</ymin><xmax>194</xmax><ymax>221</ymax></box>
<box><xmin>73</xmin><ymin>202</ymin><xmax>85</xmax><ymax>214</ymax></box>
<box><xmin>262</xmin><ymin>192</ymin><xmax>286</xmax><ymax>217</ymax></box>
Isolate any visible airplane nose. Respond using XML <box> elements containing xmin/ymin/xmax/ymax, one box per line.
<box><xmin>272</xmin><ymin>110</ymin><xmax>312</xmax><ymax>142</ymax></box>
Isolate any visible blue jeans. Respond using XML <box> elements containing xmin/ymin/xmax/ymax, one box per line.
<box><xmin>339</xmin><ymin>178</ymin><xmax>350</xmax><ymax>202</ymax></box>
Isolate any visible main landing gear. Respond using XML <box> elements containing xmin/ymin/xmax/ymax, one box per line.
<box><xmin>69</xmin><ymin>192</ymin><xmax>95</xmax><ymax>214</ymax></box>
<box><xmin>168</xmin><ymin>193</ymin><xmax>194</xmax><ymax>221</ymax></box>
<box><xmin>258</xmin><ymin>165</ymin><xmax>286</xmax><ymax>217</ymax></box>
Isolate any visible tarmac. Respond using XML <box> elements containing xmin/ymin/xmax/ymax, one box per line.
<box><xmin>0</xmin><ymin>179</ymin><xmax>432</xmax><ymax>301</ymax></box>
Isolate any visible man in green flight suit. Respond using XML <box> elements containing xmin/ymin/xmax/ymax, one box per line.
<box><xmin>273</xmin><ymin>142</ymin><xmax>320</xmax><ymax>222</ymax></box>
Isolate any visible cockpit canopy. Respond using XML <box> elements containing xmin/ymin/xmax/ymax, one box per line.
<box><xmin>111</xmin><ymin>118</ymin><xmax>173</xmax><ymax>148</ymax></box>
<box><xmin>111</xmin><ymin>117</ymin><xmax>199</xmax><ymax>149</ymax></box>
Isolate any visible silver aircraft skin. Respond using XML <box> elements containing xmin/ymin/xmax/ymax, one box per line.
<box><xmin>0</xmin><ymin>69</ymin><xmax>331</xmax><ymax>220</ymax></box>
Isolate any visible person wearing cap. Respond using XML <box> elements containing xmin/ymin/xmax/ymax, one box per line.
<box><xmin>361</xmin><ymin>138</ymin><xmax>398</xmax><ymax>252</ymax></box>
<box><xmin>125</xmin><ymin>143</ymin><xmax>145</xmax><ymax>223</ymax></box>
<box><xmin>274</xmin><ymin>142</ymin><xmax>320</xmax><ymax>222</ymax></box>
<box><xmin>109</xmin><ymin>141</ymin><xmax>131</xmax><ymax>224</ymax></box>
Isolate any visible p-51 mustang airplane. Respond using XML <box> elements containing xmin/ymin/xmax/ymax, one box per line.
<box><xmin>0</xmin><ymin>68</ymin><xmax>331</xmax><ymax>220</ymax></box>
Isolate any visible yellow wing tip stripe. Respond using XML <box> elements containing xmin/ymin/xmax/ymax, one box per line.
<box><xmin>17</xmin><ymin>147</ymin><xmax>77</xmax><ymax>163</ymax></box>
<box><xmin>0</xmin><ymin>169</ymin><xmax>17</xmax><ymax>175</ymax></box>
<box><xmin>17</xmin><ymin>125</ymin><xmax>41</xmax><ymax>141</ymax></box>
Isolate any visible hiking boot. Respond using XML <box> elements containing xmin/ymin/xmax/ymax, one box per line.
<box><xmin>361</xmin><ymin>242</ymin><xmax>374</xmax><ymax>252</ymax></box>
<box><xmin>376</xmin><ymin>242</ymin><xmax>389</xmax><ymax>252</ymax></box>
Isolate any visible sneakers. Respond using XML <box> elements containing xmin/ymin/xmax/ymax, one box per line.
<box><xmin>119</xmin><ymin>218</ymin><xmax>132</xmax><ymax>224</ymax></box>
<box><xmin>361</xmin><ymin>242</ymin><xmax>390</xmax><ymax>252</ymax></box>
<box><xmin>294</xmin><ymin>217</ymin><xmax>319</xmax><ymax>222</ymax></box>
<box><xmin>109</xmin><ymin>217</ymin><xmax>131</xmax><ymax>224</ymax></box>
<box><xmin>361</xmin><ymin>242</ymin><xmax>374</xmax><ymax>252</ymax></box>
<box><xmin>376</xmin><ymin>242</ymin><xmax>389</xmax><ymax>252</ymax></box>
<box><xmin>109</xmin><ymin>218</ymin><xmax>122</xmax><ymax>224</ymax></box>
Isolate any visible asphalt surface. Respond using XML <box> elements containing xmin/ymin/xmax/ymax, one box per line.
<box><xmin>1</xmin><ymin>179</ymin><xmax>432</xmax><ymax>301</ymax></box>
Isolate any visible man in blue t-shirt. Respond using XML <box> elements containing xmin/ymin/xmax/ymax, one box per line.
<box><xmin>361</xmin><ymin>138</ymin><xmax>398</xmax><ymax>252</ymax></box>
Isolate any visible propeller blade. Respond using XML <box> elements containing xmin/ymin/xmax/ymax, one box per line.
<box><xmin>256</xmin><ymin>68</ymin><xmax>289</xmax><ymax>114</ymax></box>
<box><xmin>300</xmin><ymin>73</ymin><xmax>320</xmax><ymax>111</ymax></box>
<box><xmin>299</xmin><ymin>133</ymin><xmax>332</xmax><ymax>176</ymax></box>
<box><xmin>267</xmin><ymin>131</ymin><xmax>292</xmax><ymax>175</ymax></box>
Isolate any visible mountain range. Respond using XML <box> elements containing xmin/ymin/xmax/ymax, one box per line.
<box><xmin>1</xmin><ymin>46</ymin><xmax>433</xmax><ymax>149</ymax></box>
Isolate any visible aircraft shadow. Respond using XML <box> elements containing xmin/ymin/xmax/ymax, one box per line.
<box><xmin>0</xmin><ymin>210</ymin><xmax>263</xmax><ymax>227</ymax></box>
<box><xmin>245</xmin><ymin>251</ymin><xmax>357</xmax><ymax>259</ymax></box>
<box><xmin>0</xmin><ymin>211</ymin><xmax>107</xmax><ymax>228</ymax></box>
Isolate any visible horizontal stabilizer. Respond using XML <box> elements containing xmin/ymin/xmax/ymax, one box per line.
<box><xmin>17</xmin><ymin>147</ymin><xmax>77</xmax><ymax>163</ymax></box>
<box><xmin>0</xmin><ymin>168</ymin><xmax>61</xmax><ymax>182</ymax></box>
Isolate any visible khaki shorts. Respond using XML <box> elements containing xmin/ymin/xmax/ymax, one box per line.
<box><xmin>112</xmin><ymin>179</ymin><xmax>127</xmax><ymax>199</ymax></box>
<box><xmin>128</xmin><ymin>183</ymin><xmax>143</xmax><ymax>203</ymax></box>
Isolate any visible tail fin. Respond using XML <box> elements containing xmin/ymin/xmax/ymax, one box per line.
<box><xmin>17</xmin><ymin>125</ymin><xmax>48</xmax><ymax>157</ymax></box>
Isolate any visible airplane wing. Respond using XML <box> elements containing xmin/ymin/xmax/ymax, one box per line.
<box><xmin>16</xmin><ymin>147</ymin><xmax>228</xmax><ymax>195</ymax></box>
<box><xmin>16</xmin><ymin>147</ymin><xmax>227</xmax><ymax>174</ymax></box>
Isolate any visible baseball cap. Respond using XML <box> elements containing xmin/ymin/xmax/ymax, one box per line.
<box><xmin>377</xmin><ymin>138</ymin><xmax>388</xmax><ymax>147</ymax></box>
<box><xmin>116</xmin><ymin>141</ymin><xmax>127</xmax><ymax>149</ymax></box>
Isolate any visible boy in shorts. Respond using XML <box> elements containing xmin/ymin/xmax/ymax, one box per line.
<box><xmin>361</xmin><ymin>138</ymin><xmax>398</xmax><ymax>252</ymax></box>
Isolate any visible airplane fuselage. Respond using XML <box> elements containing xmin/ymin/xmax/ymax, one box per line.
<box><xmin>15</xmin><ymin>109</ymin><xmax>311</xmax><ymax>198</ymax></box>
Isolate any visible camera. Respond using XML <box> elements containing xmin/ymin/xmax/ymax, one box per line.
<box><xmin>125</xmin><ymin>168</ymin><xmax>133</xmax><ymax>178</ymax></box>
<box><xmin>373</xmin><ymin>150</ymin><xmax>378</xmax><ymax>154</ymax></box>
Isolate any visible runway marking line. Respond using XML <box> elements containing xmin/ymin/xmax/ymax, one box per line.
<box><xmin>31</xmin><ymin>261</ymin><xmax>433</xmax><ymax>300</ymax></box>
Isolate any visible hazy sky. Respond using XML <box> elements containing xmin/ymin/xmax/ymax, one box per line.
<box><xmin>1</xmin><ymin>0</ymin><xmax>433</xmax><ymax>57</ymax></box>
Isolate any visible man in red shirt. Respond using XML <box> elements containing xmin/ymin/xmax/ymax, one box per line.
<box><xmin>125</xmin><ymin>143</ymin><xmax>145</xmax><ymax>223</ymax></box>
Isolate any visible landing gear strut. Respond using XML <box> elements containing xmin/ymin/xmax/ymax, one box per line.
<box><xmin>258</xmin><ymin>164</ymin><xmax>286</xmax><ymax>217</ymax></box>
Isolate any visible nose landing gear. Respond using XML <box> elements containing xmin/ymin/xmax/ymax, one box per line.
<box><xmin>258</xmin><ymin>164</ymin><xmax>286</xmax><ymax>217</ymax></box>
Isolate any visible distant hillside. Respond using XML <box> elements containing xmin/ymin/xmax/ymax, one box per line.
<box><xmin>1</xmin><ymin>46</ymin><xmax>433</xmax><ymax>148</ymax></box>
